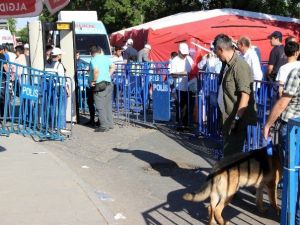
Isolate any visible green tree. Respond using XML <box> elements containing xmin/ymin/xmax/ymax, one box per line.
<box><xmin>287</xmin><ymin>0</ymin><xmax>300</xmax><ymax>18</ymax></box>
<box><xmin>48</xmin><ymin>0</ymin><xmax>300</xmax><ymax>33</ymax></box>
<box><xmin>7</xmin><ymin>18</ymin><xmax>17</xmax><ymax>35</ymax></box>
<box><xmin>204</xmin><ymin>0</ymin><xmax>299</xmax><ymax>18</ymax></box>
<box><xmin>39</xmin><ymin>6</ymin><xmax>56</xmax><ymax>23</ymax></box>
<box><xmin>16</xmin><ymin>27</ymin><xmax>29</xmax><ymax>43</ymax></box>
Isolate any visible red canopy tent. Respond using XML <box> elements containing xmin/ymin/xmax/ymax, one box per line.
<box><xmin>0</xmin><ymin>0</ymin><xmax>70</xmax><ymax>18</ymax></box>
<box><xmin>110</xmin><ymin>8</ymin><xmax>300</xmax><ymax>62</ymax></box>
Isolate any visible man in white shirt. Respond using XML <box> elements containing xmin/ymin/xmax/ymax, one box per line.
<box><xmin>111</xmin><ymin>46</ymin><xmax>124</xmax><ymax>104</ymax></box>
<box><xmin>170</xmin><ymin>42</ymin><xmax>194</xmax><ymax>127</ymax></box>
<box><xmin>138</xmin><ymin>44</ymin><xmax>151</xmax><ymax>62</ymax></box>
<box><xmin>276</xmin><ymin>41</ymin><xmax>300</xmax><ymax>96</ymax></box>
<box><xmin>237</xmin><ymin>36</ymin><xmax>263</xmax><ymax>91</ymax></box>
<box><xmin>112</xmin><ymin>46</ymin><xmax>124</xmax><ymax>64</ymax></box>
<box><xmin>45</xmin><ymin>47</ymin><xmax>65</xmax><ymax>76</ymax></box>
<box><xmin>12</xmin><ymin>45</ymin><xmax>29</xmax><ymax>83</ymax></box>
<box><xmin>45</xmin><ymin>47</ymin><xmax>69</xmax><ymax>130</ymax></box>
<box><xmin>198</xmin><ymin>43</ymin><xmax>222</xmax><ymax>73</ymax></box>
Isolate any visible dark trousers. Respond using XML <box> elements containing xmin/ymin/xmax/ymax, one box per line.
<box><xmin>222</xmin><ymin>118</ymin><xmax>247</xmax><ymax>157</ymax></box>
<box><xmin>176</xmin><ymin>90</ymin><xmax>194</xmax><ymax>126</ymax></box>
<box><xmin>0</xmin><ymin>84</ymin><xmax>6</xmax><ymax>118</ymax></box>
<box><xmin>0</xmin><ymin>100</ymin><xmax>4</xmax><ymax>118</ymax></box>
<box><xmin>86</xmin><ymin>87</ymin><xmax>95</xmax><ymax>122</ymax></box>
<box><xmin>93</xmin><ymin>84</ymin><xmax>113</xmax><ymax>129</ymax></box>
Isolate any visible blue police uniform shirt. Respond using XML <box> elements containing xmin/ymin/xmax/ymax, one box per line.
<box><xmin>89</xmin><ymin>54</ymin><xmax>112</xmax><ymax>83</ymax></box>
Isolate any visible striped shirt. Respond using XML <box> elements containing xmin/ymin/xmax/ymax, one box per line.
<box><xmin>281</xmin><ymin>67</ymin><xmax>300</xmax><ymax>122</ymax></box>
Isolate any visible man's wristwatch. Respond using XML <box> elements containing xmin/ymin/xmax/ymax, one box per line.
<box><xmin>234</xmin><ymin>115</ymin><xmax>240</xmax><ymax>121</ymax></box>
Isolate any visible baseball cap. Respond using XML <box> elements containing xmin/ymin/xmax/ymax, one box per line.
<box><xmin>24</xmin><ymin>43</ymin><xmax>29</xmax><ymax>49</ymax></box>
<box><xmin>51</xmin><ymin>47</ymin><xmax>64</xmax><ymax>56</ymax></box>
<box><xmin>144</xmin><ymin>44</ymin><xmax>151</xmax><ymax>50</ymax></box>
<box><xmin>0</xmin><ymin>45</ymin><xmax>3</xmax><ymax>50</ymax></box>
<box><xmin>127</xmin><ymin>38</ymin><xmax>133</xmax><ymax>45</ymax></box>
<box><xmin>268</xmin><ymin>31</ymin><xmax>282</xmax><ymax>39</ymax></box>
<box><xmin>179</xmin><ymin>42</ymin><xmax>189</xmax><ymax>55</ymax></box>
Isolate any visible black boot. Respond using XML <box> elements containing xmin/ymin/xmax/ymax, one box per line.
<box><xmin>83</xmin><ymin>119</ymin><xmax>95</xmax><ymax>126</ymax></box>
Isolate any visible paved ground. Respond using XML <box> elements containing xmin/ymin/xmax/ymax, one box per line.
<box><xmin>0</xmin><ymin>120</ymin><xmax>281</xmax><ymax>225</ymax></box>
<box><xmin>41</xmin><ymin>121</ymin><xmax>280</xmax><ymax>225</ymax></box>
<box><xmin>0</xmin><ymin>134</ymin><xmax>107</xmax><ymax>225</ymax></box>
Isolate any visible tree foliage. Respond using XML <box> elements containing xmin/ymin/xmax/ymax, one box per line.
<box><xmin>39</xmin><ymin>0</ymin><xmax>300</xmax><ymax>33</ymax></box>
<box><xmin>203</xmin><ymin>0</ymin><xmax>299</xmax><ymax>17</ymax></box>
<box><xmin>39</xmin><ymin>6</ymin><xmax>56</xmax><ymax>23</ymax></box>
<box><xmin>16</xmin><ymin>27</ymin><xmax>29</xmax><ymax>43</ymax></box>
<box><xmin>7</xmin><ymin>18</ymin><xmax>17</xmax><ymax>35</ymax></box>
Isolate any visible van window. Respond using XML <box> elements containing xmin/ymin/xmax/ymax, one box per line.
<box><xmin>76</xmin><ymin>34</ymin><xmax>110</xmax><ymax>55</ymax></box>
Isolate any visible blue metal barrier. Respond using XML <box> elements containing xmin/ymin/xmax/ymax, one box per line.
<box><xmin>197</xmin><ymin>71</ymin><xmax>220</xmax><ymax>138</ymax></box>
<box><xmin>0</xmin><ymin>59</ymin><xmax>72</xmax><ymax>140</ymax></box>
<box><xmin>110</xmin><ymin>62</ymin><xmax>170</xmax><ymax>124</ymax></box>
<box><xmin>261</xmin><ymin>61</ymin><xmax>268</xmax><ymax>77</ymax></box>
<box><xmin>281</xmin><ymin>117</ymin><xmax>300</xmax><ymax>225</ymax></box>
<box><xmin>197</xmin><ymin>72</ymin><xmax>280</xmax><ymax>153</ymax></box>
<box><xmin>76</xmin><ymin>69</ymin><xmax>89</xmax><ymax>114</ymax></box>
<box><xmin>76</xmin><ymin>63</ymin><xmax>280</xmax><ymax>153</ymax></box>
<box><xmin>112</xmin><ymin>63</ymin><xmax>126</xmax><ymax>118</ymax></box>
<box><xmin>245</xmin><ymin>80</ymin><xmax>279</xmax><ymax>150</ymax></box>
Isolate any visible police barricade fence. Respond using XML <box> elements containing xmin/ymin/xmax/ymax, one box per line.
<box><xmin>280</xmin><ymin>117</ymin><xmax>300</xmax><ymax>225</ymax></box>
<box><xmin>76</xmin><ymin>68</ymin><xmax>90</xmax><ymax>114</ymax></box>
<box><xmin>76</xmin><ymin>62</ymin><xmax>171</xmax><ymax>125</ymax></box>
<box><xmin>75</xmin><ymin>63</ymin><xmax>279</xmax><ymax>151</ymax></box>
<box><xmin>197</xmin><ymin>71</ymin><xmax>280</xmax><ymax>153</ymax></box>
<box><xmin>246</xmin><ymin>80</ymin><xmax>279</xmax><ymax>150</ymax></box>
<box><xmin>197</xmin><ymin>71</ymin><xmax>220</xmax><ymax>138</ymax></box>
<box><xmin>113</xmin><ymin>62</ymin><xmax>170</xmax><ymax>124</ymax></box>
<box><xmin>0</xmin><ymin>59</ymin><xmax>72</xmax><ymax>141</ymax></box>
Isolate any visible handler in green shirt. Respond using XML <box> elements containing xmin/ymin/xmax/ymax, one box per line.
<box><xmin>213</xmin><ymin>34</ymin><xmax>257</xmax><ymax>157</ymax></box>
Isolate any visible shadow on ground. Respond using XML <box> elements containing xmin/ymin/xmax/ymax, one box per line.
<box><xmin>113</xmin><ymin>147</ymin><xmax>280</xmax><ymax>225</ymax></box>
<box><xmin>0</xmin><ymin>146</ymin><xmax>6</xmax><ymax>152</ymax></box>
<box><xmin>156</xmin><ymin>124</ymin><xmax>222</xmax><ymax>166</ymax></box>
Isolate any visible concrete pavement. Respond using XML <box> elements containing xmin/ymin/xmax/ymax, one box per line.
<box><xmin>0</xmin><ymin>134</ymin><xmax>109</xmax><ymax>225</ymax></box>
<box><xmin>39</xmin><ymin>124</ymin><xmax>280</xmax><ymax>225</ymax></box>
<box><xmin>0</xmin><ymin>125</ymin><xmax>281</xmax><ymax>225</ymax></box>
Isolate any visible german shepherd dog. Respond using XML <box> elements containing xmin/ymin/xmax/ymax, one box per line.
<box><xmin>183</xmin><ymin>146</ymin><xmax>282</xmax><ymax>225</ymax></box>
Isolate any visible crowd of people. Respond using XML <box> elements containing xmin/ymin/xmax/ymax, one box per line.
<box><xmin>84</xmin><ymin>31</ymin><xmax>300</xmax><ymax>144</ymax></box>
<box><xmin>167</xmin><ymin>31</ymin><xmax>299</xmax><ymax>223</ymax></box>
<box><xmin>80</xmin><ymin>31</ymin><xmax>300</xmax><ymax>222</ymax></box>
<box><xmin>0</xmin><ymin>43</ymin><xmax>30</xmax><ymax>118</ymax></box>
<box><xmin>0</xmin><ymin>42</ymin><xmax>72</xmax><ymax>131</ymax></box>
<box><xmin>1</xmin><ymin>32</ymin><xmax>299</xmax><ymax>157</ymax></box>
<box><xmin>0</xmin><ymin>26</ymin><xmax>300</xmax><ymax>223</ymax></box>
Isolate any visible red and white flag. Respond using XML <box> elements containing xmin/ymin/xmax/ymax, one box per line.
<box><xmin>0</xmin><ymin>0</ymin><xmax>70</xmax><ymax>18</ymax></box>
<box><xmin>0</xmin><ymin>0</ymin><xmax>43</xmax><ymax>18</ymax></box>
<box><xmin>44</xmin><ymin>0</ymin><xmax>70</xmax><ymax>15</ymax></box>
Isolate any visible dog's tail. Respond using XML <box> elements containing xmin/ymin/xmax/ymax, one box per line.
<box><xmin>182</xmin><ymin>180</ymin><xmax>212</xmax><ymax>202</ymax></box>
